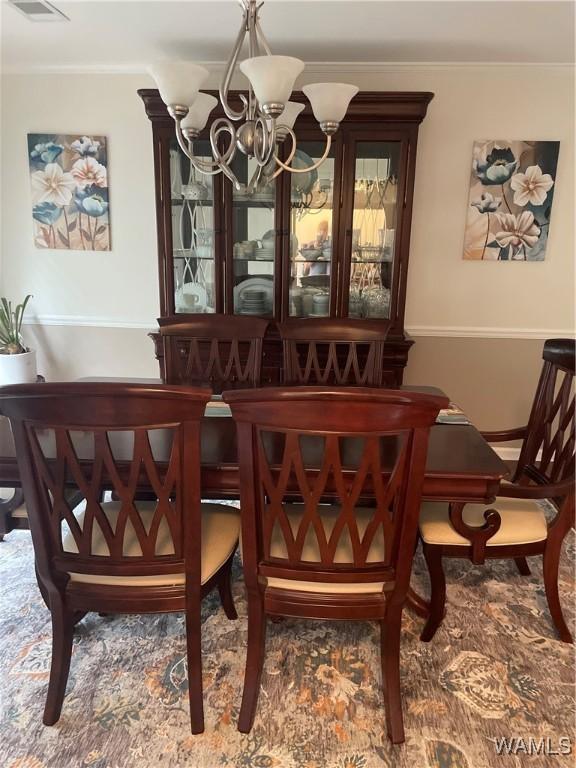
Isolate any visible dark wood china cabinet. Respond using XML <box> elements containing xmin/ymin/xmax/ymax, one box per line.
<box><xmin>139</xmin><ymin>89</ymin><xmax>433</xmax><ymax>385</ymax></box>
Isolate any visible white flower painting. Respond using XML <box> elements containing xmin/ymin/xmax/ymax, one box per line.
<box><xmin>28</xmin><ymin>133</ymin><xmax>111</xmax><ymax>251</ymax></box>
<box><xmin>463</xmin><ymin>140</ymin><xmax>559</xmax><ymax>261</ymax></box>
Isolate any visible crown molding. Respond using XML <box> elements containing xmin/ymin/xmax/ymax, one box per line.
<box><xmin>3</xmin><ymin>61</ymin><xmax>574</xmax><ymax>76</ymax></box>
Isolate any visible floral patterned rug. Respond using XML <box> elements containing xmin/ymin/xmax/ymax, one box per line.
<box><xmin>1</xmin><ymin>516</ymin><xmax>574</xmax><ymax>768</ymax></box>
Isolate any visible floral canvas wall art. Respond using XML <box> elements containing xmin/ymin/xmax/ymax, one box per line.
<box><xmin>28</xmin><ymin>133</ymin><xmax>110</xmax><ymax>250</ymax></box>
<box><xmin>463</xmin><ymin>140</ymin><xmax>559</xmax><ymax>261</ymax></box>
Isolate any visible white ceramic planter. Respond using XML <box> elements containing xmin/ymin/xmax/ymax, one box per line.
<box><xmin>0</xmin><ymin>349</ymin><xmax>37</xmax><ymax>385</ymax></box>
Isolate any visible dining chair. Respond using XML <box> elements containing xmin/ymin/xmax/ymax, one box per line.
<box><xmin>277</xmin><ymin>318</ymin><xmax>392</xmax><ymax>386</ymax></box>
<box><xmin>158</xmin><ymin>314</ymin><xmax>269</xmax><ymax>392</ymax></box>
<box><xmin>223</xmin><ymin>386</ymin><xmax>448</xmax><ymax>743</ymax></box>
<box><xmin>0</xmin><ymin>382</ymin><xmax>240</xmax><ymax>732</ymax></box>
<box><xmin>419</xmin><ymin>338</ymin><xmax>575</xmax><ymax>643</ymax></box>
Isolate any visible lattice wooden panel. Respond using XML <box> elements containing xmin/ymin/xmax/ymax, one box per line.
<box><xmin>256</xmin><ymin>429</ymin><xmax>410</xmax><ymax>569</ymax></box>
<box><xmin>285</xmin><ymin>340</ymin><xmax>384</xmax><ymax>386</ymax></box>
<box><xmin>529</xmin><ymin>361</ymin><xmax>575</xmax><ymax>483</ymax></box>
<box><xmin>173</xmin><ymin>337</ymin><xmax>260</xmax><ymax>388</ymax></box>
<box><xmin>27</xmin><ymin>425</ymin><xmax>182</xmax><ymax>565</ymax></box>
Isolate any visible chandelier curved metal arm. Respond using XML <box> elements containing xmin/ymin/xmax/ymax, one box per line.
<box><xmin>266</xmin><ymin>127</ymin><xmax>333</xmax><ymax>182</ymax></box>
<box><xmin>150</xmin><ymin>0</ymin><xmax>358</xmax><ymax>195</ymax></box>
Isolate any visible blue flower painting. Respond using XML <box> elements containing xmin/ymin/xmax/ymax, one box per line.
<box><xmin>464</xmin><ymin>140</ymin><xmax>559</xmax><ymax>261</ymax></box>
<box><xmin>28</xmin><ymin>133</ymin><xmax>111</xmax><ymax>250</ymax></box>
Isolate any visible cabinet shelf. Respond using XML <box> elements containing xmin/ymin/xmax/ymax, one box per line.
<box><xmin>351</xmin><ymin>258</ymin><xmax>393</xmax><ymax>264</ymax></box>
<box><xmin>173</xmin><ymin>254</ymin><xmax>214</xmax><ymax>260</ymax></box>
<box><xmin>171</xmin><ymin>198</ymin><xmax>213</xmax><ymax>205</ymax></box>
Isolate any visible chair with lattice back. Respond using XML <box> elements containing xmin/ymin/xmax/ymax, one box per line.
<box><xmin>158</xmin><ymin>315</ymin><xmax>269</xmax><ymax>392</ymax></box>
<box><xmin>419</xmin><ymin>339</ymin><xmax>575</xmax><ymax>643</ymax></box>
<box><xmin>278</xmin><ymin>318</ymin><xmax>392</xmax><ymax>386</ymax></box>
<box><xmin>0</xmin><ymin>382</ymin><xmax>240</xmax><ymax>732</ymax></box>
<box><xmin>224</xmin><ymin>386</ymin><xmax>448</xmax><ymax>743</ymax></box>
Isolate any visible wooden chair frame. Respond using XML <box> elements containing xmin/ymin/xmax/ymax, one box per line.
<box><xmin>278</xmin><ymin>318</ymin><xmax>392</xmax><ymax>386</ymax></box>
<box><xmin>0</xmin><ymin>382</ymin><xmax>238</xmax><ymax>732</ymax></box>
<box><xmin>224</xmin><ymin>386</ymin><xmax>448</xmax><ymax>743</ymax></box>
<box><xmin>420</xmin><ymin>339</ymin><xmax>575</xmax><ymax>644</ymax></box>
<box><xmin>158</xmin><ymin>315</ymin><xmax>269</xmax><ymax>391</ymax></box>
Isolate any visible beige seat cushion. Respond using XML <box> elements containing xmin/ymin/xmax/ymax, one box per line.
<box><xmin>62</xmin><ymin>501</ymin><xmax>240</xmax><ymax>587</ymax></box>
<box><xmin>264</xmin><ymin>503</ymin><xmax>386</xmax><ymax>594</ymax></box>
<box><xmin>419</xmin><ymin>497</ymin><xmax>548</xmax><ymax>547</ymax></box>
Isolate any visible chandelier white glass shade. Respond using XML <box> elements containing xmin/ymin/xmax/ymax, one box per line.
<box><xmin>148</xmin><ymin>0</ymin><xmax>358</xmax><ymax>194</ymax></box>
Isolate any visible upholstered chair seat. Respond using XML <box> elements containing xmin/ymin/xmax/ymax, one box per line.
<box><xmin>419</xmin><ymin>498</ymin><xmax>548</xmax><ymax>548</ymax></box>
<box><xmin>265</xmin><ymin>503</ymin><xmax>386</xmax><ymax>594</ymax></box>
<box><xmin>63</xmin><ymin>501</ymin><xmax>240</xmax><ymax>587</ymax></box>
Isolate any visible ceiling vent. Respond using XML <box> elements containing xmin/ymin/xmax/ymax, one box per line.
<box><xmin>8</xmin><ymin>0</ymin><xmax>69</xmax><ymax>22</ymax></box>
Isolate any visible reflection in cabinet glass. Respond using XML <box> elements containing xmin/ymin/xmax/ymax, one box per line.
<box><xmin>231</xmin><ymin>155</ymin><xmax>276</xmax><ymax>317</ymax></box>
<box><xmin>170</xmin><ymin>138</ymin><xmax>216</xmax><ymax>314</ymax></box>
<box><xmin>289</xmin><ymin>142</ymin><xmax>336</xmax><ymax>318</ymax></box>
<box><xmin>349</xmin><ymin>142</ymin><xmax>400</xmax><ymax>319</ymax></box>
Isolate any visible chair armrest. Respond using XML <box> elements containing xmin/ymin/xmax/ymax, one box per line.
<box><xmin>497</xmin><ymin>477</ymin><xmax>575</xmax><ymax>500</ymax></box>
<box><xmin>480</xmin><ymin>426</ymin><xmax>528</xmax><ymax>443</ymax></box>
<box><xmin>448</xmin><ymin>502</ymin><xmax>501</xmax><ymax>565</ymax></box>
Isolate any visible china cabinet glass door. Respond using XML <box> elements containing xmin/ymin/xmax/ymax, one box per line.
<box><xmin>227</xmin><ymin>154</ymin><xmax>278</xmax><ymax>317</ymax></box>
<box><xmin>287</xmin><ymin>139</ymin><xmax>339</xmax><ymax>318</ymax></box>
<box><xmin>345</xmin><ymin>140</ymin><xmax>401</xmax><ymax>319</ymax></box>
<box><xmin>169</xmin><ymin>138</ymin><xmax>218</xmax><ymax>314</ymax></box>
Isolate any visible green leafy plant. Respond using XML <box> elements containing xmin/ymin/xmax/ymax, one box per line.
<box><xmin>0</xmin><ymin>295</ymin><xmax>32</xmax><ymax>354</ymax></box>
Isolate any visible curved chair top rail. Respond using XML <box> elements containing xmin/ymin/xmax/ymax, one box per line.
<box><xmin>543</xmin><ymin>338</ymin><xmax>575</xmax><ymax>372</ymax></box>
<box><xmin>223</xmin><ymin>386</ymin><xmax>449</xmax><ymax>431</ymax></box>
<box><xmin>158</xmin><ymin>314</ymin><xmax>270</xmax><ymax>340</ymax></box>
<box><xmin>277</xmin><ymin>318</ymin><xmax>392</xmax><ymax>342</ymax></box>
<box><xmin>0</xmin><ymin>382</ymin><xmax>212</xmax><ymax>428</ymax></box>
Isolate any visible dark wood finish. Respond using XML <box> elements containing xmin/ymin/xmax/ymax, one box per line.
<box><xmin>421</xmin><ymin>339</ymin><xmax>575</xmax><ymax>643</ymax></box>
<box><xmin>223</xmin><ymin>386</ymin><xmax>448</xmax><ymax>743</ymax></box>
<box><xmin>0</xmin><ymin>385</ymin><xmax>508</xmax><ymax>504</ymax></box>
<box><xmin>278</xmin><ymin>318</ymin><xmax>391</xmax><ymax>385</ymax></box>
<box><xmin>158</xmin><ymin>314</ymin><xmax>268</xmax><ymax>392</ymax></box>
<box><xmin>0</xmin><ymin>382</ymin><xmax>239</xmax><ymax>731</ymax></box>
<box><xmin>139</xmin><ymin>89</ymin><xmax>433</xmax><ymax>385</ymax></box>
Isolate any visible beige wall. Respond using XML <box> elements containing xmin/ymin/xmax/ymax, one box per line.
<box><xmin>1</xmin><ymin>65</ymin><xmax>574</xmax><ymax>432</ymax></box>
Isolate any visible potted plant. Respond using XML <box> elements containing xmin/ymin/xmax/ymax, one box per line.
<box><xmin>0</xmin><ymin>295</ymin><xmax>37</xmax><ymax>384</ymax></box>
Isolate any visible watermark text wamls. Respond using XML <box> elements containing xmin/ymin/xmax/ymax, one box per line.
<box><xmin>493</xmin><ymin>736</ymin><xmax>572</xmax><ymax>756</ymax></box>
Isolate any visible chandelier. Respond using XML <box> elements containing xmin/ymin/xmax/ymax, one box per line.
<box><xmin>149</xmin><ymin>0</ymin><xmax>358</xmax><ymax>195</ymax></box>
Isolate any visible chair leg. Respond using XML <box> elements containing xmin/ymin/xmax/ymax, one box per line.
<box><xmin>380</xmin><ymin>605</ymin><xmax>405</xmax><ymax>744</ymax></box>
<box><xmin>542</xmin><ymin>539</ymin><xmax>573</xmax><ymax>643</ymax></box>
<box><xmin>217</xmin><ymin>552</ymin><xmax>238</xmax><ymax>620</ymax></box>
<box><xmin>185</xmin><ymin>598</ymin><xmax>204</xmax><ymax>734</ymax></box>
<box><xmin>35</xmin><ymin>562</ymin><xmax>50</xmax><ymax>611</ymax></box>
<box><xmin>420</xmin><ymin>545</ymin><xmax>446</xmax><ymax>642</ymax></box>
<box><xmin>238</xmin><ymin>593</ymin><xmax>267</xmax><ymax>734</ymax></box>
<box><xmin>514</xmin><ymin>556</ymin><xmax>531</xmax><ymax>576</ymax></box>
<box><xmin>43</xmin><ymin>597</ymin><xmax>74</xmax><ymax>725</ymax></box>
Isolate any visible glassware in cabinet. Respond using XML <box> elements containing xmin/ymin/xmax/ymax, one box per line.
<box><xmin>169</xmin><ymin>138</ymin><xmax>217</xmax><ymax>314</ymax></box>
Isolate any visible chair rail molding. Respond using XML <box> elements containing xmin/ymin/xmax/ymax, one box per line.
<box><xmin>406</xmin><ymin>325</ymin><xmax>575</xmax><ymax>340</ymax></box>
<box><xmin>23</xmin><ymin>316</ymin><xmax>575</xmax><ymax>340</ymax></box>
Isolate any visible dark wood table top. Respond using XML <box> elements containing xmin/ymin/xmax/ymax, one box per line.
<box><xmin>0</xmin><ymin>380</ymin><xmax>508</xmax><ymax>503</ymax></box>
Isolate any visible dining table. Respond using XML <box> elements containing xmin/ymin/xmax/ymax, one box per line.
<box><xmin>0</xmin><ymin>378</ymin><xmax>509</xmax><ymax>616</ymax></box>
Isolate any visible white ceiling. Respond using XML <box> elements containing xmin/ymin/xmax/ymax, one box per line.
<box><xmin>1</xmin><ymin>0</ymin><xmax>574</xmax><ymax>72</ymax></box>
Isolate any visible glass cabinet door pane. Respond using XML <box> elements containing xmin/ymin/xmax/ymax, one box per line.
<box><xmin>349</xmin><ymin>141</ymin><xmax>400</xmax><ymax>319</ymax></box>
<box><xmin>231</xmin><ymin>156</ymin><xmax>276</xmax><ymax>317</ymax></box>
<box><xmin>170</xmin><ymin>139</ymin><xmax>216</xmax><ymax>313</ymax></box>
<box><xmin>289</xmin><ymin>142</ymin><xmax>335</xmax><ymax>317</ymax></box>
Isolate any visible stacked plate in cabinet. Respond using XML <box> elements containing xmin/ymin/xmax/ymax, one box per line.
<box><xmin>254</xmin><ymin>246</ymin><xmax>274</xmax><ymax>261</ymax></box>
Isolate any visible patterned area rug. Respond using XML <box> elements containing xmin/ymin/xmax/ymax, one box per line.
<box><xmin>1</xmin><ymin>518</ymin><xmax>574</xmax><ymax>768</ymax></box>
